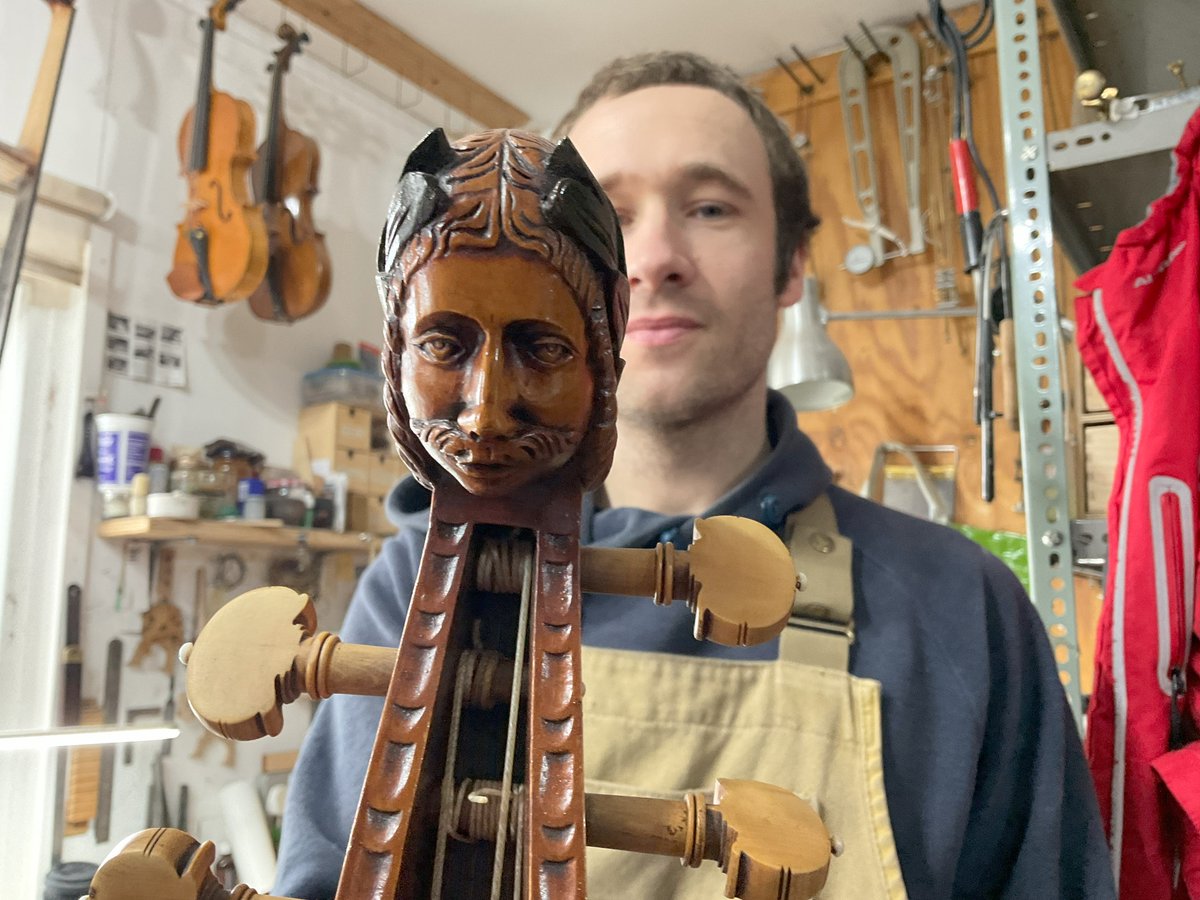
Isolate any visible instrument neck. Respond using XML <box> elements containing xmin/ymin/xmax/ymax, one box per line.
<box><xmin>18</xmin><ymin>2</ymin><xmax>76</xmax><ymax>158</ymax></box>
<box><xmin>189</xmin><ymin>17</ymin><xmax>216</xmax><ymax>174</ymax></box>
<box><xmin>263</xmin><ymin>61</ymin><xmax>286</xmax><ymax>203</ymax></box>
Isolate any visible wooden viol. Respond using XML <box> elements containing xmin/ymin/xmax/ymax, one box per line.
<box><xmin>166</xmin><ymin>0</ymin><xmax>268</xmax><ymax>305</ymax></box>
<box><xmin>247</xmin><ymin>24</ymin><xmax>332</xmax><ymax>323</ymax></box>
<box><xmin>90</xmin><ymin>128</ymin><xmax>834</xmax><ymax>900</ymax></box>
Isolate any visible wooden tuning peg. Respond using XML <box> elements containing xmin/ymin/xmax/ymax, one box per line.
<box><xmin>581</xmin><ymin>515</ymin><xmax>798</xmax><ymax>647</ymax></box>
<box><xmin>685</xmin><ymin>516</ymin><xmax>798</xmax><ymax>646</ymax></box>
<box><xmin>584</xmin><ymin>778</ymin><xmax>832</xmax><ymax>899</ymax></box>
<box><xmin>88</xmin><ymin>826</ymin><xmax>297</xmax><ymax>899</ymax></box>
<box><xmin>182</xmin><ymin>586</ymin><xmax>316</xmax><ymax>741</ymax></box>
<box><xmin>710</xmin><ymin>778</ymin><xmax>832</xmax><ymax>900</ymax></box>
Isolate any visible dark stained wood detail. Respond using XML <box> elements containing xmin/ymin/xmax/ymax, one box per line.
<box><xmin>525</xmin><ymin>523</ymin><xmax>588</xmax><ymax>898</ymax></box>
<box><xmin>335</xmin><ymin>510</ymin><xmax>473</xmax><ymax>899</ymax></box>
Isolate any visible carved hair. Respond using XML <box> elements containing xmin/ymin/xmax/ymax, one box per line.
<box><xmin>377</xmin><ymin>128</ymin><xmax>629</xmax><ymax>493</ymax></box>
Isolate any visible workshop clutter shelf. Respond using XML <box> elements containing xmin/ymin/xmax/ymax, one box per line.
<box><xmin>97</xmin><ymin>515</ymin><xmax>379</xmax><ymax>553</ymax></box>
<box><xmin>295</xmin><ymin>401</ymin><xmax>407</xmax><ymax>536</ymax></box>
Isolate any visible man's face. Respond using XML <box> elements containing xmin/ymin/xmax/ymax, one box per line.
<box><xmin>568</xmin><ymin>84</ymin><xmax>802</xmax><ymax>429</ymax></box>
<box><xmin>399</xmin><ymin>252</ymin><xmax>595</xmax><ymax>496</ymax></box>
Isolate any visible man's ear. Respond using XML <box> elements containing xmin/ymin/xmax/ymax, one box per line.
<box><xmin>777</xmin><ymin>246</ymin><xmax>808</xmax><ymax>309</ymax></box>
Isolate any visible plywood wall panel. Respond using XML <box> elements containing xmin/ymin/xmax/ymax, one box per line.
<box><xmin>748</xmin><ymin>5</ymin><xmax>1077</xmax><ymax>534</ymax></box>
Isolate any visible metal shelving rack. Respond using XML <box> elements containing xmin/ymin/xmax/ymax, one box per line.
<box><xmin>995</xmin><ymin>0</ymin><xmax>1083</xmax><ymax>723</ymax></box>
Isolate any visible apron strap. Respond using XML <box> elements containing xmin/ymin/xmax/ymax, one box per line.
<box><xmin>780</xmin><ymin>492</ymin><xmax>856</xmax><ymax>670</ymax></box>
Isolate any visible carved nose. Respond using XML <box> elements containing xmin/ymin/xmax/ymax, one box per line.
<box><xmin>458</xmin><ymin>350</ymin><xmax>518</xmax><ymax>439</ymax></box>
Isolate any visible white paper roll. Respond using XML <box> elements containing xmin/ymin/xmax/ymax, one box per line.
<box><xmin>218</xmin><ymin>779</ymin><xmax>277</xmax><ymax>892</ymax></box>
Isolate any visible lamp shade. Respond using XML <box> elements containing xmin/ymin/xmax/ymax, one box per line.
<box><xmin>767</xmin><ymin>276</ymin><xmax>854</xmax><ymax>411</ymax></box>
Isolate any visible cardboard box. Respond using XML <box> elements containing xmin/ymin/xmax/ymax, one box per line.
<box><xmin>368</xmin><ymin>450</ymin><xmax>408</xmax><ymax>495</ymax></box>
<box><xmin>332</xmin><ymin>447</ymin><xmax>371</xmax><ymax>495</ymax></box>
<box><xmin>367</xmin><ymin>495</ymin><xmax>397</xmax><ymax>535</ymax></box>
<box><xmin>297</xmin><ymin>403</ymin><xmax>373</xmax><ymax>459</ymax></box>
<box><xmin>345</xmin><ymin>492</ymin><xmax>370</xmax><ymax>533</ymax></box>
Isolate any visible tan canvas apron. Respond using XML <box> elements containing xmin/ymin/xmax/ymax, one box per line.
<box><xmin>581</xmin><ymin>496</ymin><xmax>908</xmax><ymax>899</ymax></box>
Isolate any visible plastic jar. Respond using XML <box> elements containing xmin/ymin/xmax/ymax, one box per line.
<box><xmin>265</xmin><ymin>479</ymin><xmax>310</xmax><ymax>526</ymax></box>
<box><xmin>98</xmin><ymin>484</ymin><xmax>130</xmax><ymax>519</ymax></box>
<box><xmin>147</xmin><ymin>446</ymin><xmax>171</xmax><ymax>494</ymax></box>
<box><xmin>171</xmin><ymin>450</ymin><xmax>229</xmax><ymax>519</ymax></box>
<box><xmin>239</xmin><ymin>477</ymin><xmax>267</xmax><ymax>520</ymax></box>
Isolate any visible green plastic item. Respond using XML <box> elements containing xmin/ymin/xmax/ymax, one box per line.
<box><xmin>954</xmin><ymin>523</ymin><xmax>1031</xmax><ymax>592</ymax></box>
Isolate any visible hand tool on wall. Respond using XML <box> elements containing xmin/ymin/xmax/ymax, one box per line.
<box><xmin>93</xmin><ymin>638</ymin><xmax>124</xmax><ymax>842</ymax></box>
<box><xmin>50</xmin><ymin>583</ymin><xmax>83</xmax><ymax>863</ymax></box>
<box><xmin>74</xmin><ymin>399</ymin><xmax>96</xmax><ymax>479</ymax></box>
<box><xmin>145</xmin><ymin>678</ymin><xmax>176</xmax><ymax>829</ymax></box>
<box><xmin>928</xmin><ymin>0</ymin><xmax>1010</xmax><ymax>501</ymax></box>
<box><xmin>837</xmin><ymin>22</ymin><xmax>926</xmax><ymax>274</ymax></box>
<box><xmin>0</xmin><ymin>0</ymin><xmax>76</xmax><ymax>365</ymax></box>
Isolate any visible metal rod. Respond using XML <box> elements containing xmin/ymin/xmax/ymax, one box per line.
<box><xmin>825</xmin><ymin>307</ymin><xmax>976</xmax><ymax>322</ymax></box>
<box><xmin>774</xmin><ymin>57</ymin><xmax>813</xmax><ymax>94</ymax></box>
<box><xmin>858</xmin><ymin>20</ymin><xmax>888</xmax><ymax>58</ymax></box>
<box><xmin>914</xmin><ymin>12</ymin><xmax>940</xmax><ymax>45</ymax></box>
<box><xmin>789</xmin><ymin>44</ymin><xmax>826</xmax><ymax>84</ymax></box>
<box><xmin>842</xmin><ymin>35</ymin><xmax>870</xmax><ymax>69</ymax></box>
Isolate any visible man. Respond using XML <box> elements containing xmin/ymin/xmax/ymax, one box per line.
<box><xmin>275</xmin><ymin>52</ymin><xmax>1114</xmax><ymax>898</ymax></box>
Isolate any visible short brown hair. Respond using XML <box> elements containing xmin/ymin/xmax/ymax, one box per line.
<box><xmin>555</xmin><ymin>51</ymin><xmax>820</xmax><ymax>295</ymax></box>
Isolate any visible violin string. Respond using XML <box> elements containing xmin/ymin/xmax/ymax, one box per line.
<box><xmin>492</xmin><ymin>548</ymin><xmax>534</xmax><ymax>900</ymax></box>
<box><xmin>431</xmin><ymin>649</ymin><xmax>477</xmax><ymax>898</ymax></box>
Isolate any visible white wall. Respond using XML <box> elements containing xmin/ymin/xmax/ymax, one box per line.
<box><xmin>1</xmin><ymin>0</ymin><xmax>445</xmax><ymax>888</ymax></box>
<box><xmin>2</xmin><ymin>0</ymin><xmax>433</xmax><ymax>465</ymax></box>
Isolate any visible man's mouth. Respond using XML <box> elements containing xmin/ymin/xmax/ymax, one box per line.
<box><xmin>624</xmin><ymin>315</ymin><xmax>701</xmax><ymax>347</ymax></box>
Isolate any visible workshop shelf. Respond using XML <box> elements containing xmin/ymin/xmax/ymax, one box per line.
<box><xmin>97</xmin><ymin>516</ymin><xmax>379</xmax><ymax>553</ymax></box>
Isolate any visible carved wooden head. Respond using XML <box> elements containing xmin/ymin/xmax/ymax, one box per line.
<box><xmin>377</xmin><ymin>129</ymin><xmax>629</xmax><ymax>496</ymax></box>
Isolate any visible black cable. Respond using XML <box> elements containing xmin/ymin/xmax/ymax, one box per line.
<box><xmin>965</xmin><ymin>2</ymin><xmax>995</xmax><ymax>50</ymax></box>
<box><xmin>961</xmin><ymin>0</ymin><xmax>992</xmax><ymax>40</ymax></box>
<box><xmin>929</xmin><ymin>0</ymin><xmax>1001</xmax><ymax>214</ymax></box>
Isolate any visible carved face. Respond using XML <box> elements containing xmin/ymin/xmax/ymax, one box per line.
<box><xmin>399</xmin><ymin>252</ymin><xmax>596</xmax><ymax>496</ymax></box>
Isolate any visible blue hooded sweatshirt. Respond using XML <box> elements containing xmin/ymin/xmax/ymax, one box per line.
<box><xmin>274</xmin><ymin>391</ymin><xmax>1115</xmax><ymax>899</ymax></box>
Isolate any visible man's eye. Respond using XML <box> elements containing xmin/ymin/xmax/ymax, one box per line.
<box><xmin>691</xmin><ymin>202</ymin><xmax>731</xmax><ymax>219</ymax></box>
<box><xmin>529</xmin><ymin>339</ymin><xmax>573</xmax><ymax>366</ymax></box>
<box><xmin>417</xmin><ymin>337</ymin><xmax>463</xmax><ymax>362</ymax></box>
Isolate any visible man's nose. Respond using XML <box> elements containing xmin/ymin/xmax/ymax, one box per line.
<box><xmin>625</xmin><ymin>209</ymin><xmax>696</xmax><ymax>293</ymax></box>
<box><xmin>457</xmin><ymin>346</ymin><xmax>519</xmax><ymax>439</ymax></box>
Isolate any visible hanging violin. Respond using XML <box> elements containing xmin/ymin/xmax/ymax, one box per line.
<box><xmin>166</xmin><ymin>0</ymin><xmax>268</xmax><ymax>306</ymax></box>
<box><xmin>248</xmin><ymin>24</ymin><xmax>332</xmax><ymax>324</ymax></box>
<box><xmin>90</xmin><ymin>130</ymin><xmax>834</xmax><ymax>900</ymax></box>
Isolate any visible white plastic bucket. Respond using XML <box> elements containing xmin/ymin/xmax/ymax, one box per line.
<box><xmin>95</xmin><ymin>413</ymin><xmax>153</xmax><ymax>486</ymax></box>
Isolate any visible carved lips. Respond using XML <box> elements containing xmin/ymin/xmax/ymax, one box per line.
<box><xmin>410</xmin><ymin>417</ymin><xmax>582</xmax><ymax>495</ymax></box>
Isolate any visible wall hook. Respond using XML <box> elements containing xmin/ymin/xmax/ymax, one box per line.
<box><xmin>789</xmin><ymin>45</ymin><xmax>826</xmax><ymax>85</ymax></box>
<box><xmin>775</xmin><ymin>57</ymin><xmax>814</xmax><ymax>94</ymax></box>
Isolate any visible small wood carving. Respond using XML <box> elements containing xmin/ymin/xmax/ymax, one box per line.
<box><xmin>130</xmin><ymin>548</ymin><xmax>184</xmax><ymax>673</ymax></box>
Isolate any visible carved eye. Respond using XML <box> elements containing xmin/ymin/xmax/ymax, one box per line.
<box><xmin>529</xmin><ymin>338</ymin><xmax>574</xmax><ymax>367</ymax></box>
<box><xmin>416</xmin><ymin>335</ymin><xmax>465</xmax><ymax>363</ymax></box>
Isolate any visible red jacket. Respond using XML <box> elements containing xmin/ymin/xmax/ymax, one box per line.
<box><xmin>1076</xmin><ymin>105</ymin><xmax>1200</xmax><ymax>899</ymax></box>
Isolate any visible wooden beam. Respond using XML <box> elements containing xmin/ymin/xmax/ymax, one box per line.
<box><xmin>276</xmin><ymin>0</ymin><xmax>528</xmax><ymax>129</ymax></box>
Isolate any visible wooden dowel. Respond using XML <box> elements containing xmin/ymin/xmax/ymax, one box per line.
<box><xmin>316</xmin><ymin>636</ymin><xmax>395</xmax><ymax>697</ymax></box>
<box><xmin>584</xmin><ymin>792</ymin><xmax>722</xmax><ymax>863</ymax></box>
<box><xmin>580</xmin><ymin>545</ymin><xmax>693</xmax><ymax>604</ymax></box>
